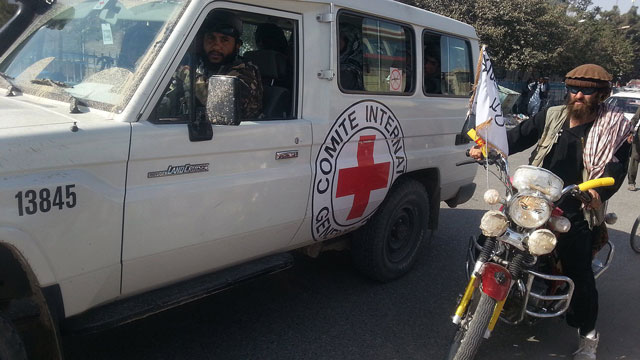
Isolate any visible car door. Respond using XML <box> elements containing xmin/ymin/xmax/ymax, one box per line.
<box><xmin>121</xmin><ymin>4</ymin><xmax>309</xmax><ymax>294</ymax></box>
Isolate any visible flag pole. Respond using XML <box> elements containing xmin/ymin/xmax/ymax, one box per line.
<box><xmin>467</xmin><ymin>45</ymin><xmax>486</xmax><ymax>113</ymax></box>
<box><xmin>466</xmin><ymin>45</ymin><xmax>487</xmax><ymax>156</ymax></box>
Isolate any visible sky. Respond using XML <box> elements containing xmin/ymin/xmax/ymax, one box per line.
<box><xmin>591</xmin><ymin>0</ymin><xmax>637</xmax><ymax>13</ymax></box>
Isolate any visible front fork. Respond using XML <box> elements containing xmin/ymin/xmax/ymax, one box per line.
<box><xmin>452</xmin><ymin>237</ymin><xmax>514</xmax><ymax>338</ymax></box>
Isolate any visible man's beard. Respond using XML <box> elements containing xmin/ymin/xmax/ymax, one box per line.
<box><xmin>205</xmin><ymin>49</ymin><xmax>238</xmax><ymax>69</ymax></box>
<box><xmin>566</xmin><ymin>94</ymin><xmax>600</xmax><ymax>120</ymax></box>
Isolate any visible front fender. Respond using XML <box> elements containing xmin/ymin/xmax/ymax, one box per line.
<box><xmin>0</xmin><ymin>226</ymin><xmax>56</xmax><ymax>287</ymax></box>
<box><xmin>480</xmin><ymin>262</ymin><xmax>512</xmax><ymax>301</ymax></box>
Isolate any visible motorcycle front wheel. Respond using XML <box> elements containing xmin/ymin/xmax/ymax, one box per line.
<box><xmin>630</xmin><ymin>215</ymin><xmax>640</xmax><ymax>253</ymax></box>
<box><xmin>447</xmin><ymin>292</ymin><xmax>496</xmax><ymax>360</ymax></box>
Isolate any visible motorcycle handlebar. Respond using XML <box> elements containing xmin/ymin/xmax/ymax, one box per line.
<box><xmin>456</xmin><ymin>148</ymin><xmax>501</xmax><ymax>167</ymax></box>
<box><xmin>561</xmin><ymin>177</ymin><xmax>614</xmax><ymax>204</ymax></box>
<box><xmin>578</xmin><ymin>177</ymin><xmax>615</xmax><ymax>192</ymax></box>
<box><xmin>573</xmin><ymin>177</ymin><xmax>615</xmax><ymax>205</ymax></box>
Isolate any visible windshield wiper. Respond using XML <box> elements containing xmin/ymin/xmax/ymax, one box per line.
<box><xmin>31</xmin><ymin>78</ymin><xmax>73</xmax><ymax>88</ymax></box>
<box><xmin>0</xmin><ymin>72</ymin><xmax>21</xmax><ymax>96</ymax></box>
<box><xmin>31</xmin><ymin>78</ymin><xmax>85</xmax><ymax>113</ymax></box>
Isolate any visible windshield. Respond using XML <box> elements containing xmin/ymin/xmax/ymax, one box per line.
<box><xmin>0</xmin><ymin>0</ymin><xmax>188</xmax><ymax>112</ymax></box>
<box><xmin>618</xmin><ymin>97</ymin><xmax>640</xmax><ymax>115</ymax></box>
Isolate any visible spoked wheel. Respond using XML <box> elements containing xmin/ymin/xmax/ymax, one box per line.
<box><xmin>631</xmin><ymin>215</ymin><xmax>640</xmax><ymax>253</ymax></box>
<box><xmin>447</xmin><ymin>292</ymin><xmax>496</xmax><ymax>360</ymax></box>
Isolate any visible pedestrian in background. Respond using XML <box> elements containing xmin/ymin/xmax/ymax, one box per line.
<box><xmin>514</xmin><ymin>77</ymin><xmax>533</xmax><ymax>115</ymax></box>
<box><xmin>528</xmin><ymin>77</ymin><xmax>549</xmax><ymax>116</ymax></box>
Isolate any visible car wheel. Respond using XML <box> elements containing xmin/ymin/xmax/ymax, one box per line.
<box><xmin>0</xmin><ymin>313</ymin><xmax>27</xmax><ymax>360</ymax></box>
<box><xmin>351</xmin><ymin>178</ymin><xmax>429</xmax><ymax>282</ymax></box>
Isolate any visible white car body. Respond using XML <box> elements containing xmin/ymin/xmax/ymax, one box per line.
<box><xmin>606</xmin><ymin>90</ymin><xmax>640</xmax><ymax>121</ymax></box>
<box><xmin>0</xmin><ymin>0</ymin><xmax>478</xmax><ymax>355</ymax></box>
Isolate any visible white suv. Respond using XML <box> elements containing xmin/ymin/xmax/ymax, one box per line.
<box><xmin>606</xmin><ymin>90</ymin><xmax>640</xmax><ymax>120</ymax></box>
<box><xmin>0</xmin><ymin>0</ymin><xmax>479</xmax><ymax>358</ymax></box>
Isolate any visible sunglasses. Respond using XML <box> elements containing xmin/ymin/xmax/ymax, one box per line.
<box><xmin>566</xmin><ymin>86</ymin><xmax>598</xmax><ymax>95</ymax></box>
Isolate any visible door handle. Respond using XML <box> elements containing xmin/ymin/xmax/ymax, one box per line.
<box><xmin>275</xmin><ymin>150</ymin><xmax>299</xmax><ymax>160</ymax></box>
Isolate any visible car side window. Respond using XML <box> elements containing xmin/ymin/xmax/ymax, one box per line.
<box><xmin>338</xmin><ymin>11</ymin><xmax>415</xmax><ymax>94</ymax></box>
<box><xmin>152</xmin><ymin>9</ymin><xmax>298</xmax><ymax>123</ymax></box>
<box><xmin>423</xmin><ymin>31</ymin><xmax>473</xmax><ymax>97</ymax></box>
<box><xmin>154</xmin><ymin>53</ymin><xmax>193</xmax><ymax>123</ymax></box>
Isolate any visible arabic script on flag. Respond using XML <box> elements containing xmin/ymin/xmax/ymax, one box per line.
<box><xmin>472</xmin><ymin>46</ymin><xmax>509</xmax><ymax>156</ymax></box>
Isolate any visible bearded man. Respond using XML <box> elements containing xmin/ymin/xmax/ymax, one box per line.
<box><xmin>194</xmin><ymin>10</ymin><xmax>263</xmax><ymax>120</ymax></box>
<box><xmin>470</xmin><ymin>64</ymin><xmax>632</xmax><ymax>360</ymax></box>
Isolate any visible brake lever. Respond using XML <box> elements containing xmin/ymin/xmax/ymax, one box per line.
<box><xmin>577</xmin><ymin>190</ymin><xmax>593</xmax><ymax>204</ymax></box>
<box><xmin>456</xmin><ymin>159</ymin><xmax>478</xmax><ymax>166</ymax></box>
<box><xmin>458</xmin><ymin>148</ymin><xmax>498</xmax><ymax>167</ymax></box>
<box><xmin>569</xmin><ymin>188</ymin><xmax>593</xmax><ymax>204</ymax></box>
<box><xmin>458</xmin><ymin>148</ymin><xmax>484</xmax><ymax>166</ymax></box>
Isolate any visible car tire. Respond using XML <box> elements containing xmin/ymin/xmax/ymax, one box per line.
<box><xmin>0</xmin><ymin>313</ymin><xmax>27</xmax><ymax>360</ymax></box>
<box><xmin>351</xmin><ymin>178</ymin><xmax>429</xmax><ymax>282</ymax></box>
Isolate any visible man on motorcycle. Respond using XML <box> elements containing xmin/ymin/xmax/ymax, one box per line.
<box><xmin>470</xmin><ymin>64</ymin><xmax>632</xmax><ymax>360</ymax></box>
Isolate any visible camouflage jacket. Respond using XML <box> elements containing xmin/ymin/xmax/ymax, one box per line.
<box><xmin>195</xmin><ymin>58</ymin><xmax>264</xmax><ymax>120</ymax></box>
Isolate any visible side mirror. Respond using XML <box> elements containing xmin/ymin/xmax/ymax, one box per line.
<box><xmin>206</xmin><ymin>75</ymin><xmax>241</xmax><ymax>126</ymax></box>
<box><xmin>455</xmin><ymin>112</ymin><xmax>475</xmax><ymax>145</ymax></box>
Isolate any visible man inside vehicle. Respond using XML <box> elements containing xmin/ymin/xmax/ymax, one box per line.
<box><xmin>197</xmin><ymin>10</ymin><xmax>263</xmax><ymax>120</ymax></box>
<box><xmin>423</xmin><ymin>51</ymin><xmax>441</xmax><ymax>94</ymax></box>
<box><xmin>470</xmin><ymin>64</ymin><xmax>632</xmax><ymax>360</ymax></box>
<box><xmin>159</xmin><ymin>10</ymin><xmax>263</xmax><ymax>121</ymax></box>
<box><xmin>338</xmin><ymin>23</ymin><xmax>364</xmax><ymax>91</ymax></box>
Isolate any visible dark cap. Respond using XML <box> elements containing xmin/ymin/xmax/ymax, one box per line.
<box><xmin>565</xmin><ymin>64</ymin><xmax>612</xmax><ymax>88</ymax></box>
<box><xmin>202</xmin><ymin>10</ymin><xmax>243</xmax><ymax>39</ymax></box>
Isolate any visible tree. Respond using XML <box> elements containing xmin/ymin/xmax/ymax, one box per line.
<box><xmin>398</xmin><ymin>0</ymin><xmax>638</xmax><ymax>81</ymax></box>
<box><xmin>566</xmin><ymin>0</ymin><xmax>593</xmax><ymax>13</ymax></box>
<box><xmin>397</xmin><ymin>0</ymin><xmax>474</xmax><ymax>23</ymax></box>
<box><xmin>399</xmin><ymin>0</ymin><xmax>573</xmax><ymax>75</ymax></box>
<box><xmin>474</xmin><ymin>0</ymin><xmax>572</xmax><ymax>73</ymax></box>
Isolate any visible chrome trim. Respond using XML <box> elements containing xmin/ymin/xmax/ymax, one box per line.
<box><xmin>593</xmin><ymin>241</ymin><xmax>615</xmax><ymax>279</ymax></box>
<box><xmin>275</xmin><ymin>150</ymin><xmax>299</xmax><ymax>160</ymax></box>
<box><xmin>499</xmin><ymin>269</ymin><xmax>574</xmax><ymax>325</ymax></box>
<box><xmin>523</xmin><ymin>269</ymin><xmax>574</xmax><ymax>319</ymax></box>
<box><xmin>497</xmin><ymin>228</ymin><xmax>526</xmax><ymax>251</ymax></box>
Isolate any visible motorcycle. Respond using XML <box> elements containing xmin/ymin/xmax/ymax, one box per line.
<box><xmin>446</xmin><ymin>150</ymin><xmax>616</xmax><ymax>360</ymax></box>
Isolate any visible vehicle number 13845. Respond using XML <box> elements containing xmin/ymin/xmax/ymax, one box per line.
<box><xmin>15</xmin><ymin>185</ymin><xmax>77</xmax><ymax>216</ymax></box>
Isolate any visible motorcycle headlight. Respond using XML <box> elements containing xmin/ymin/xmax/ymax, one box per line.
<box><xmin>480</xmin><ymin>210</ymin><xmax>509</xmax><ymax>237</ymax></box>
<box><xmin>512</xmin><ymin>165</ymin><xmax>564</xmax><ymax>202</ymax></box>
<box><xmin>527</xmin><ymin>229</ymin><xmax>557</xmax><ymax>256</ymax></box>
<box><xmin>508</xmin><ymin>193</ymin><xmax>551</xmax><ymax>228</ymax></box>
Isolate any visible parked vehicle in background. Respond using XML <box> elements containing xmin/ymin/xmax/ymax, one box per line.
<box><xmin>605</xmin><ymin>90</ymin><xmax>640</xmax><ymax>121</ymax></box>
<box><xmin>0</xmin><ymin>0</ymin><xmax>479</xmax><ymax>358</ymax></box>
<box><xmin>626</xmin><ymin>79</ymin><xmax>640</xmax><ymax>88</ymax></box>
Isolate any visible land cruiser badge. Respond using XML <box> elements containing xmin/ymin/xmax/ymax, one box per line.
<box><xmin>312</xmin><ymin>100</ymin><xmax>407</xmax><ymax>241</ymax></box>
<box><xmin>147</xmin><ymin>163</ymin><xmax>209</xmax><ymax>178</ymax></box>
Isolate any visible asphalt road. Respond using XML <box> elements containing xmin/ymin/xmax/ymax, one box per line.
<box><xmin>63</xmin><ymin>151</ymin><xmax>640</xmax><ymax>360</ymax></box>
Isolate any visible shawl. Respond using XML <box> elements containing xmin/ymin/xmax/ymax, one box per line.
<box><xmin>583</xmin><ymin>103</ymin><xmax>633</xmax><ymax>180</ymax></box>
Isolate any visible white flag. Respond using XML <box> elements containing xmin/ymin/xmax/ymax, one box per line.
<box><xmin>473</xmin><ymin>46</ymin><xmax>509</xmax><ymax>156</ymax></box>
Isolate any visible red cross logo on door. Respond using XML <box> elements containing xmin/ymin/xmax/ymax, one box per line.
<box><xmin>336</xmin><ymin>135</ymin><xmax>391</xmax><ymax>220</ymax></box>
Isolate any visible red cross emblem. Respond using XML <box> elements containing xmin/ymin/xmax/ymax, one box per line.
<box><xmin>336</xmin><ymin>135</ymin><xmax>391</xmax><ymax>220</ymax></box>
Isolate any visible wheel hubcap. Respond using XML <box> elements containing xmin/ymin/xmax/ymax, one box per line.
<box><xmin>387</xmin><ymin>204</ymin><xmax>419</xmax><ymax>262</ymax></box>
